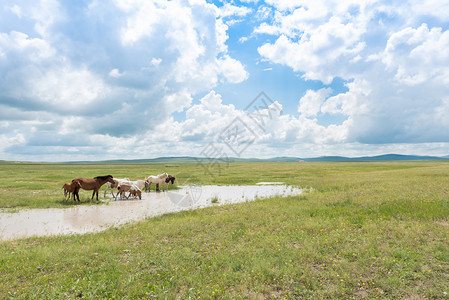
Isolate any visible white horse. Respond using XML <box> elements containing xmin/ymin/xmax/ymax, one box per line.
<box><xmin>128</xmin><ymin>180</ymin><xmax>146</xmax><ymax>191</ymax></box>
<box><xmin>145</xmin><ymin>173</ymin><xmax>168</xmax><ymax>192</ymax></box>
<box><xmin>104</xmin><ymin>178</ymin><xmax>130</xmax><ymax>198</ymax></box>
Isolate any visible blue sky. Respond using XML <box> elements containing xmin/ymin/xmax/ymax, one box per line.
<box><xmin>1</xmin><ymin>0</ymin><xmax>449</xmax><ymax>162</ymax></box>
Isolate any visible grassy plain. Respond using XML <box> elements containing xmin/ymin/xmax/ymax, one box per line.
<box><xmin>0</xmin><ymin>161</ymin><xmax>448</xmax><ymax>298</ymax></box>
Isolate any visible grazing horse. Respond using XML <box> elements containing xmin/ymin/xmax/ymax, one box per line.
<box><xmin>163</xmin><ymin>175</ymin><xmax>176</xmax><ymax>190</ymax></box>
<box><xmin>117</xmin><ymin>183</ymin><xmax>142</xmax><ymax>200</ymax></box>
<box><xmin>145</xmin><ymin>173</ymin><xmax>168</xmax><ymax>192</ymax></box>
<box><xmin>72</xmin><ymin>175</ymin><xmax>115</xmax><ymax>201</ymax></box>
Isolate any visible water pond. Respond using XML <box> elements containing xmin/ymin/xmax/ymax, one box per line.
<box><xmin>0</xmin><ymin>184</ymin><xmax>302</xmax><ymax>240</ymax></box>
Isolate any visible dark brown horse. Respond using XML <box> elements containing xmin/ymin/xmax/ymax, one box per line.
<box><xmin>72</xmin><ymin>175</ymin><xmax>115</xmax><ymax>201</ymax></box>
<box><xmin>165</xmin><ymin>175</ymin><xmax>176</xmax><ymax>185</ymax></box>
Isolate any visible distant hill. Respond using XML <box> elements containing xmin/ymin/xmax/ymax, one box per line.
<box><xmin>305</xmin><ymin>154</ymin><xmax>447</xmax><ymax>162</ymax></box>
<box><xmin>64</xmin><ymin>154</ymin><xmax>448</xmax><ymax>164</ymax></box>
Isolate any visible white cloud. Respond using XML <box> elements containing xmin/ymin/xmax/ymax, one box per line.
<box><xmin>1</xmin><ymin>0</ymin><xmax>449</xmax><ymax>161</ymax></box>
<box><xmin>382</xmin><ymin>24</ymin><xmax>449</xmax><ymax>85</ymax></box>
<box><xmin>108</xmin><ymin>68</ymin><xmax>122</xmax><ymax>78</ymax></box>
<box><xmin>150</xmin><ymin>58</ymin><xmax>162</xmax><ymax>66</ymax></box>
<box><xmin>258</xmin><ymin>16</ymin><xmax>366</xmax><ymax>84</ymax></box>
<box><xmin>298</xmin><ymin>88</ymin><xmax>332</xmax><ymax>117</ymax></box>
<box><xmin>264</xmin><ymin>0</ymin><xmax>301</xmax><ymax>11</ymax></box>
<box><xmin>159</xmin><ymin>90</ymin><xmax>351</xmax><ymax>154</ymax></box>
<box><xmin>409</xmin><ymin>0</ymin><xmax>449</xmax><ymax>20</ymax></box>
<box><xmin>0</xmin><ymin>0</ymin><xmax>251</xmax><ymax>161</ymax></box>
<box><xmin>217</xmin><ymin>55</ymin><xmax>249</xmax><ymax>83</ymax></box>
<box><xmin>217</xmin><ymin>3</ymin><xmax>252</xmax><ymax>18</ymax></box>
<box><xmin>255</xmin><ymin>6</ymin><xmax>272</xmax><ymax>21</ymax></box>
<box><xmin>256</xmin><ymin>0</ymin><xmax>449</xmax><ymax>148</ymax></box>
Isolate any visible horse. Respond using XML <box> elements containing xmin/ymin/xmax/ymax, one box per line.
<box><xmin>145</xmin><ymin>173</ymin><xmax>168</xmax><ymax>192</ymax></box>
<box><xmin>72</xmin><ymin>175</ymin><xmax>115</xmax><ymax>201</ymax></box>
<box><xmin>166</xmin><ymin>175</ymin><xmax>176</xmax><ymax>185</ymax></box>
<box><xmin>117</xmin><ymin>183</ymin><xmax>142</xmax><ymax>200</ymax></box>
<box><xmin>62</xmin><ymin>181</ymin><xmax>81</xmax><ymax>201</ymax></box>
<box><xmin>129</xmin><ymin>180</ymin><xmax>146</xmax><ymax>191</ymax></box>
<box><xmin>163</xmin><ymin>175</ymin><xmax>176</xmax><ymax>191</ymax></box>
<box><xmin>104</xmin><ymin>178</ymin><xmax>130</xmax><ymax>199</ymax></box>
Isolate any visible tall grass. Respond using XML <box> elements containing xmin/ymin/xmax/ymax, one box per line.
<box><xmin>0</xmin><ymin>161</ymin><xmax>448</xmax><ymax>298</ymax></box>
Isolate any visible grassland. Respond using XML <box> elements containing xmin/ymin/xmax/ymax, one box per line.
<box><xmin>0</xmin><ymin>161</ymin><xmax>448</xmax><ymax>299</ymax></box>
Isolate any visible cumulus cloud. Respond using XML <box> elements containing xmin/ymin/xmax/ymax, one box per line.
<box><xmin>0</xmin><ymin>0</ymin><xmax>249</xmax><ymax>161</ymax></box>
<box><xmin>298</xmin><ymin>88</ymin><xmax>333</xmax><ymax>117</ymax></box>
<box><xmin>256</xmin><ymin>0</ymin><xmax>449</xmax><ymax>148</ymax></box>
<box><xmin>146</xmin><ymin>90</ymin><xmax>351</xmax><ymax>159</ymax></box>
<box><xmin>382</xmin><ymin>24</ymin><xmax>449</xmax><ymax>85</ymax></box>
<box><xmin>217</xmin><ymin>3</ymin><xmax>252</xmax><ymax>18</ymax></box>
<box><xmin>1</xmin><ymin>0</ymin><xmax>449</xmax><ymax>161</ymax></box>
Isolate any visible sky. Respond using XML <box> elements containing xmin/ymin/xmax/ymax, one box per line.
<box><xmin>1</xmin><ymin>0</ymin><xmax>449</xmax><ymax>162</ymax></box>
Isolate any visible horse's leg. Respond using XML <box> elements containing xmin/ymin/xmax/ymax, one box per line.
<box><xmin>91</xmin><ymin>190</ymin><xmax>96</xmax><ymax>200</ymax></box>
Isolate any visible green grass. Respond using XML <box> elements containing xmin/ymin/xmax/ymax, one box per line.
<box><xmin>0</xmin><ymin>162</ymin><xmax>184</xmax><ymax>208</ymax></box>
<box><xmin>1</xmin><ymin>161</ymin><xmax>449</xmax><ymax>298</ymax></box>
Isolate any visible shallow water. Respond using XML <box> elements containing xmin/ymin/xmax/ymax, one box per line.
<box><xmin>0</xmin><ymin>185</ymin><xmax>302</xmax><ymax>240</ymax></box>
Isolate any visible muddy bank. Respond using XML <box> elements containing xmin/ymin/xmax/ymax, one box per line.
<box><xmin>0</xmin><ymin>185</ymin><xmax>302</xmax><ymax>240</ymax></box>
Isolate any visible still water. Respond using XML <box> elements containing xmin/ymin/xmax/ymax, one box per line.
<box><xmin>0</xmin><ymin>184</ymin><xmax>302</xmax><ymax>240</ymax></box>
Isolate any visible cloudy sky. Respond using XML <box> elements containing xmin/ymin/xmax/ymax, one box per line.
<box><xmin>1</xmin><ymin>0</ymin><xmax>449</xmax><ymax>162</ymax></box>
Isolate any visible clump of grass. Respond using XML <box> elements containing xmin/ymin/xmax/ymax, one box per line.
<box><xmin>211</xmin><ymin>196</ymin><xmax>219</xmax><ymax>204</ymax></box>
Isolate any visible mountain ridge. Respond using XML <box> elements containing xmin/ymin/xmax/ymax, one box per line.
<box><xmin>64</xmin><ymin>154</ymin><xmax>449</xmax><ymax>164</ymax></box>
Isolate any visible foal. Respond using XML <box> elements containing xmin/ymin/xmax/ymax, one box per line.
<box><xmin>62</xmin><ymin>181</ymin><xmax>81</xmax><ymax>201</ymax></box>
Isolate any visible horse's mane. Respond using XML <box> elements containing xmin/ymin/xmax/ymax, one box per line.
<box><xmin>94</xmin><ymin>175</ymin><xmax>113</xmax><ymax>180</ymax></box>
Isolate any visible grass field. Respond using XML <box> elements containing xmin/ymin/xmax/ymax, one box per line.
<box><xmin>0</xmin><ymin>161</ymin><xmax>448</xmax><ymax>298</ymax></box>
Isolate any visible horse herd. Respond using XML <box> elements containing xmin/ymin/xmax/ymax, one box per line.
<box><xmin>62</xmin><ymin>173</ymin><xmax>176</xmax><ymax>202</ymax></box>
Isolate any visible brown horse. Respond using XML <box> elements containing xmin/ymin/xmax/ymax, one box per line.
<box><xmin>72</xmin><ymin>175</ymin><xmax>115</xmax><ymax>201</ymax></box>
<box><xmin>62</xmin><ymin>181</ymin><xmax>81</xmax><ymax>201</ymax></box>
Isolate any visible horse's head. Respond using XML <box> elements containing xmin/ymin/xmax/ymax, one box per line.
<box><xmin>166</xmin><ymin>175</ymin><xmax>175</xmax><ymax>184</ymax></box>
<box><xmin>106</xmin><ymin>175</ymin><xmax>115</xmax><ymax>184</ymax></box>
<box><xmin>93</xmin><ymin>175</ymin><xmax>115</xmax><ymax>184</ymax></box>
<box><xmin>73</xmin><ymin>181</ymin><xmax>81</xmax><ymax>188</ymax></box>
